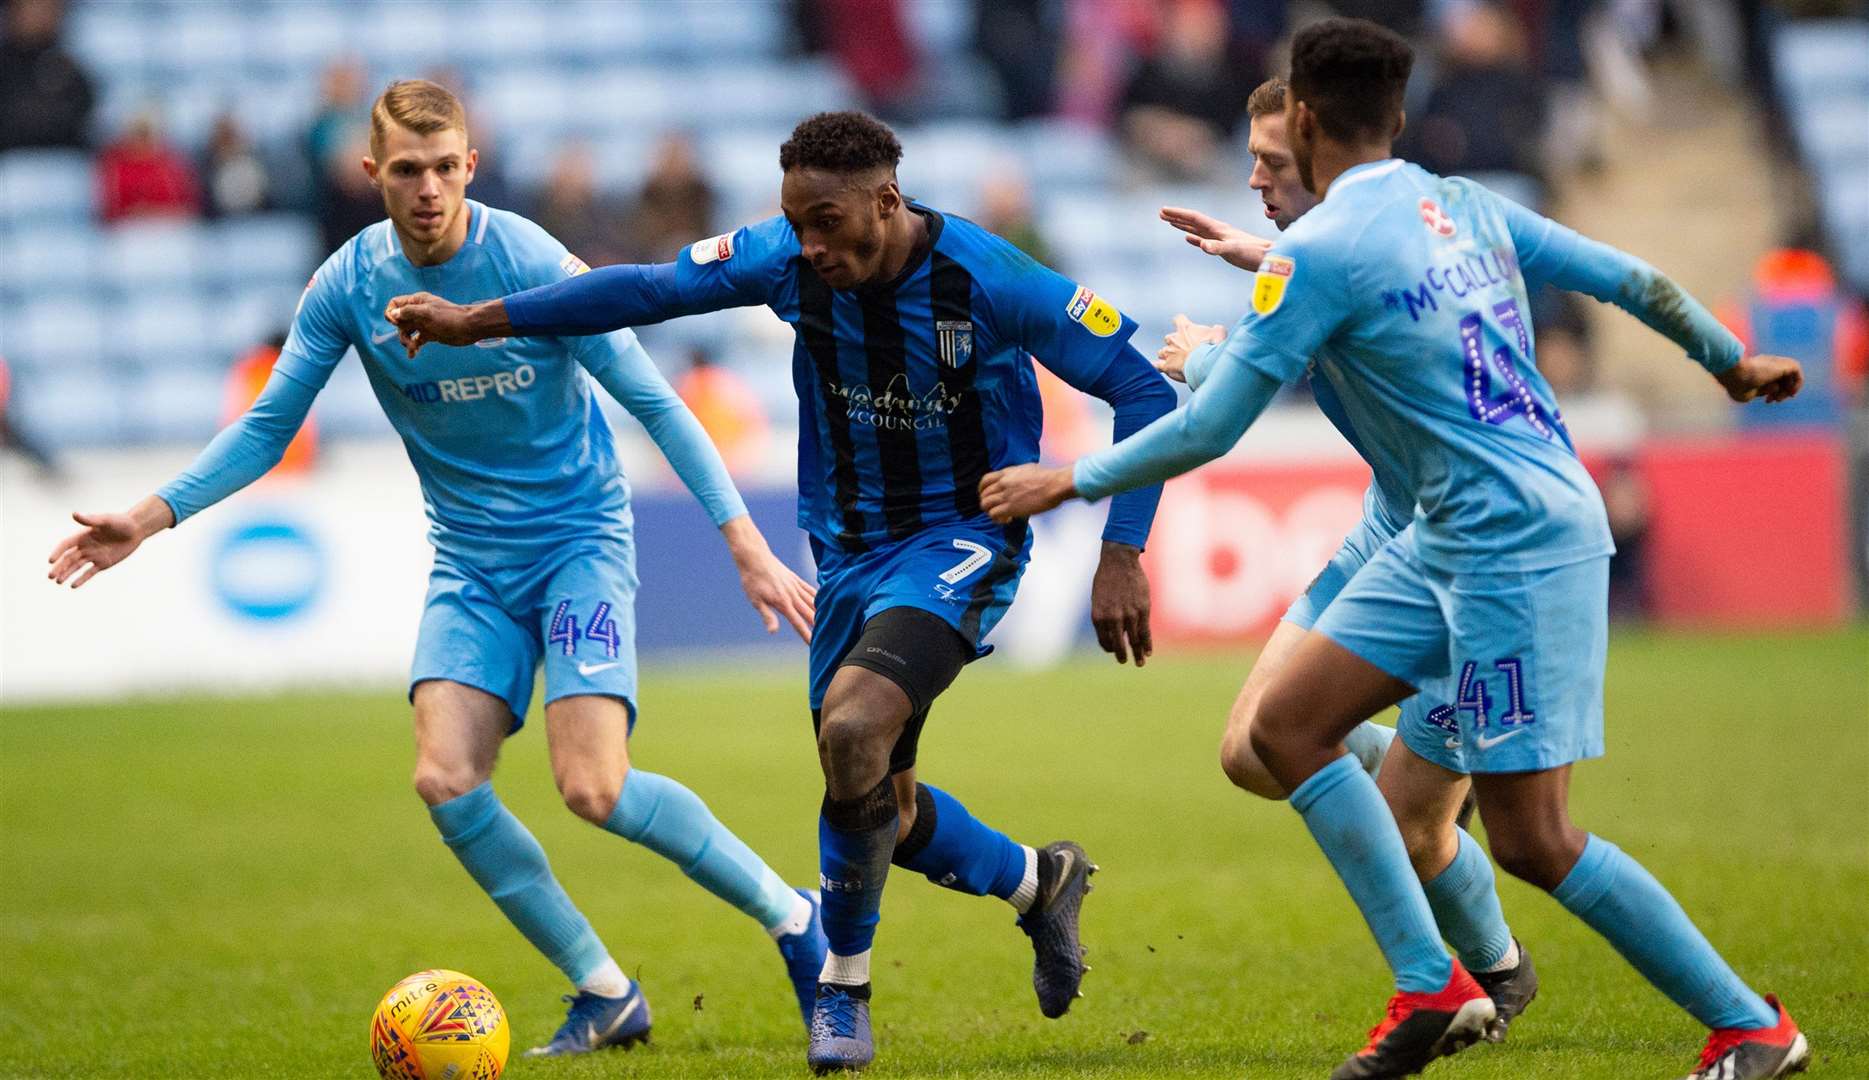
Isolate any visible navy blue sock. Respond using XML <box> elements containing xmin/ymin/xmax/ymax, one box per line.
<box><xmin>817</xmin><ymin>779</ymin><xmax>898</xmax><ymax>983</ymax></box>
<box><xmin>891</xmin><ymin>784</ymin><xmax>1033</xmax><ymax>907</ymax></box>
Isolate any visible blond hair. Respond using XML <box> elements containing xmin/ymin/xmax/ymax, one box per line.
<box><xmin>1247</xmin><ymin>77</ymin><xmax>1288</xmax><ymax>119</ymax></box>
<box><xmin>369</xmin><ymin>79</ymin><xmax>468</xmax><ymax>158</ymax></box>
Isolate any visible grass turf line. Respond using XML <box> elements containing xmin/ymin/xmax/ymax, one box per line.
<box><xmin>2</xmin><ymin>628</ymin><xmax>1864</xmax><ymax>1078</ymax></box>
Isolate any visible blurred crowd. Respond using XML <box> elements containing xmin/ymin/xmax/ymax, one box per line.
<box><xmin>3</xmin><ymin>0</ymin><xmax>1866</xmax><ymax>504</ymax></box>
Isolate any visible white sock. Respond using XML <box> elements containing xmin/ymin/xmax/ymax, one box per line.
<box><xmin>1007</xmin><ymin>845</ymin><xmax>1039</xmax><ymax>914</ymax></box>
<box><xmin>1475</xmin><ymin>938</ymin><xmax>1520</xmax><ymax>974</ymax></box>
<box><xmin>766</xmin><ymin>890</ymin><xmax>813</xmax><ymax>940</ymax></box>
<box><xmin>819</xmin><ymin>949</ymin><xmax>871</xmax><ymax>987</ymax></box>
<box><xmin>577</xmin><ymin>956</ymin><xmax>633</xmax><ymax>998</ymax></box>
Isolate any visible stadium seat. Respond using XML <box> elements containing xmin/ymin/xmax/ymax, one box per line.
<box><xmin>102</xmin><ymin>221</ymin><xmax>208</xmax><ymax>292</ymax></box>
<box><xmin>117</xmin><ymin>292</ymin><xmax>214</xmax><ymax>371</ymax></box>
<box><xmin>209</xmin><ymin>215</ymin><xmax>322</xmax><ymax>292</ymax></box>
<box><xmin>128</xmin><ymin>367</ymin><xmax>227</xmax><ymax>443</ymax></box>
<box><xmin>13</xmin><ymin>298</ymin><xmax>106</xmax><ymax>372</ymax></box>
<box><xmin>1793</xmin><ymin>97</ymin><xmax>1869</xmax><ymax>173</ymax></box>
<box><xmin>65</xmin><ymin>3</ymin><xmax>152</xmax><ymax>85</ymax></box>
<box><xmin>251</xmin><ymin>3</ymin><xmax>351</xmax><ymax>81</ymax></box>
<box><xmin>7</xmin><ymin>363</ymin><xmax>130</xmax><ymax>448</ymax></box>
<box><xmin>1015</xmin><ymin>120</ymin><xmax>1120</xmax><ymax>193</ymax></box>
<box><xmin>0</xmin><ymin>223</ymin><xmax>101</xmax><ymax>295</ymax></box>
<box><xmin>0</xmin><ymin>150</ymin><xmax>97</xmax><ymax>226</ymax></box>
<box><xmin>1773</xmin><ymin>20</ymin><xmax>1869</xmax><ymax>103</ymax></box>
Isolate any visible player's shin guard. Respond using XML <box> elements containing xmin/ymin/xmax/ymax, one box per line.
<box><xmin>817</xmin><ymin>779</ymin><xmax>899</xmax><ymax>983</ymax></box>
<box><xmin>1292</xmin><ymin>754</ymin><xmax>1453</xmax><ymax>994</ymax></box>
<box><xmin>1423</xmin><ymin>829</ymin><xmax>1514</xmax><ymax>972</ymax></box>
<box><xmin>890</xmin><ymin>784</ymin><xmax>1031</xmax><ymax>907</ymax></box>
<box><xmin>1553</xmin><ymin>834</ymin><xmax>1777</xmax><ymax>1030</ymax></box>
<box><xmin>604</xmin><ymin>769</ymin><xmax>799</xmax><ymax>932</ymax></box>
<box><xmin>430</xmin><ymin>781</ymin><xmax>609</xmax><ymax>985</ymax></box>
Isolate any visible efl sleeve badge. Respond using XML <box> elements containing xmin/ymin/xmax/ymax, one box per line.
<box><xmin>1065</xmin><ymin>285</ymin><xmax>1121</xmax><ymax>337</ymax></box>
<box><xmin>1253</xmin><ymin>254</ymin><xmax>1295</xmax><ymax>316</ymax></box>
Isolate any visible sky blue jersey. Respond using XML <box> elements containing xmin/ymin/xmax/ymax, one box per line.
<box><xmin>1079</xmin><ymin>159</ymin><xmax>1744</xmax><ymax>573</ymax></box>
<box><xmin>157</xmin><ymin>201</ymin><xmax>746</xmax><ymax>568</ymax></box>
<box><xmin>1235</xmin><ymin>159</ymin><xmax>1747</xmax><ymax>572</ymax></box>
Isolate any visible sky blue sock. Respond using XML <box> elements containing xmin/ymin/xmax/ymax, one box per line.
<box><xmin>429</xmin><ymin>781</ymin><xmax>608</xmax><ymax>985</ymax></box>
<box><xmin>1554</xmin><ymin>835</ymin><xmax>1776</xmax><ymax>1030</ymax></box>
<box><xmin>605</xmin><ymin>770</ymin><xmax>798</xmax><ymax>932</ymax></box>
<box><xmin>1292</xmin><ymin>754</ymin><xmax>1453</xmax><ymax>994</ymax></box>
<box><xmin>1344</xmin><ymin>722</ymin><xmax>1396</xmax><ymax>779</ymax></box>
<box><xmin>818</xmin><ymin>779</ymin><xmax>898</xmax><ymax>968</ymax></box>
<box><xmin>1423</xmin><ymin>828</ymin><xmax>1513</xmax><ymax>971</ymax></box>
<box><xmin>891</xmin><ymin>784</ymin><xmax>1028</xmax><ymax>900</ymax></box>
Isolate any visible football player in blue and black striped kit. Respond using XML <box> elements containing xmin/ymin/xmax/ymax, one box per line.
<box><xmin>387</xmin><ymin>111</ymin><xmax>1179</xmax><ymax>1073</ymax></box>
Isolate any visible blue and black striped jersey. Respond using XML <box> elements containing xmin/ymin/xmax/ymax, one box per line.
<box><xmin>506</xmin><ymin>204</ymin><xmax>1174</xmax><ymax>554</ymax></box>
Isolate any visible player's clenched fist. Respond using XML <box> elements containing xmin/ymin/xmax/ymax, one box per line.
<box><xmin>385</xmin><ymin>292</ymin><xmax>502</xmax><ymax>357</ymax></box>
<box><xmin>1715</xmin><ymin>354</ymin><xmax>1803</xmax><ymax>404</ymax></box>
<box><xmin>979</xmin><ymin>463</ymin><xmax>1077</xmax><ymax>523</ymax></box>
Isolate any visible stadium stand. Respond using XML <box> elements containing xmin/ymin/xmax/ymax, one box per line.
<box><xmin>2</xmin><ymin>0</ymin><xmax>1858</xmax><ymax>454</ymax></box>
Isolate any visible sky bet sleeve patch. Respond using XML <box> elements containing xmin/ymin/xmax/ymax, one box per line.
<box><xmin>689</xmin><ymin>233</ymin><xmax>734</xmax><ymax>265</ymax></box>
<box><xmin>559</xmin><ymin>252</ymin><xmax>591</xmax><ymax>277</ymax></box>
<box><xmin>1253</xmin><ymin>254</ymin><xmax>1295</xmax><ymax>316</ymax></box>
<box><xmin>1066</xmin><ymin>285</ymin><xmax>1121</xmax><ymax>337</ymax></box>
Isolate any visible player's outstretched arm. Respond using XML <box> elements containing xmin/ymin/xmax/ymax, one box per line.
<box><xmin>1494</xmin><ymin>193</ymin><xmax>1805</xmax><ymax>401</ymax></box>
<box><xmin>47</xmin><ymin>367</ymin><xmax>321</xmax><ymax>589</ymax></box>
<box><xmin>981</xmin><ymin>325</ymin><xmax>1283</xmax><ymax>522</ymax></box>
<box><xmin>578</xmin><ymin>333</ymin><xmax>815</xmax><ymax>642</ymax></box>
<box><xmin>46</xmin><ymin>498</ymin><xmax>174</xmax><ymax>588</ymax></box>
<box><xmin>1160</xmin><ymin>206</ymin><xmax>1273</xmax><ymax>272</ymax></box>
<box><xmin>1156</xmin><ymin>314</ymin><xmax>1231</xmax><ymax>385</ymax></box>
<box><xmin>720</xmin><ymin>515</ymin><xmax>817</xmax><ymax>643</ymax></box>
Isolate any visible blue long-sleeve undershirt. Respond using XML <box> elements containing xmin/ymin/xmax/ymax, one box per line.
<box><xmin>1073</xmin><ymin>334</ymin><xmax>1281</xmax><ymax>503</ymax></box>
<box><xmin>1072</xmin><ymin>344</ymin><xmax>1179</xmax><ymax>547</ymax></box>
<box><xmin>505</xmin><ymin>262</ymin><xmax>695</xmax><ymax>335</ymax></box>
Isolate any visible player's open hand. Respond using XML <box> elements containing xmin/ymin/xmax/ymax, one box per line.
<box><xmin>1157</xmin><ymin>314</ymin><xmax>1229</xmax><ymax>382</ymax></box>
<box><xmin>1716</xmin><ymin>354</ymin><xmax>1803</xmax><ymax>404</ymax></box>
<box><xmin>385</xmin><ymin>292</ymin><xmax>479</xmax><ymax>357</ymax></box>
<box><xmin>979</xmin><ymin>463</ymin><xmax>1076</xmax><ymax>523</ymax></box>
<box><xmin>721</xmin><ymin>517</ymin><xmax>817</xmax><ymax>642</ymax></box>
<box><xmin>1090</xmin><ymin>542</ymin><xmax>1152</xmax><ymax>667</ymax></box>
<box><xmin>47</xmin><ymin>510</ymin><xmax>149</xmax><ymax>588</ymax></box>
<box><xmin>1160</xmin><ymin>206</ymin><xmax>1272</xmax><ymax>272</ymax></box>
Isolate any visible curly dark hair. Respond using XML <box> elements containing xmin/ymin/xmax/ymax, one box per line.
<box><xmin>1288</xmin><ymin>18</ymin><xmax>1413</xmax><ymax>143</ymax></box>
<box><xmin>779</xmin><ymin>111</ymin><xmax>904</xmax><ymax>175</ymax></box>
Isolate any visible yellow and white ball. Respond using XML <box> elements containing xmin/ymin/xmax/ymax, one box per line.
<box><xmin>369</xmin><ymin>969</ymin><xmax>510</xmax><ymax>1080</ymax></box>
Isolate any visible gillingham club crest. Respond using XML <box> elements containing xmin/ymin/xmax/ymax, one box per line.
<box><xmin>936</xmin><ymin>320</ymin><xmax>974</xmax><ymax>367</ymax></box>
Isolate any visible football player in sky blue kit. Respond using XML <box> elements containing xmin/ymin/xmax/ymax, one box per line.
<box><xmin>1155</xmin><ymin>75</ymin><xmax>1537</xmax><ymax>1047</ymax></box>
<box><xmin>983</xmin><ymin>21</ymin><xmax>1809</xmax><ymax>1080</ymax></box>
<box><xmin>384</xmin><ymin>110</ymin><xmax>1179</xmax><ymax>1073</ymax></box>
<box><xmin>46</xmin><ymin>81</ymin><xmax>831</xmax><ymax>1059</ymax></box>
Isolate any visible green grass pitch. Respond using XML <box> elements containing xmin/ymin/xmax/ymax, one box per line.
<box><xmin>3</xmin><ymin>627</ymin><xmax>1865</xmax><ymax>1079</ymax></box>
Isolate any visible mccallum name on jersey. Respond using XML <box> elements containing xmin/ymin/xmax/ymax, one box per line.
<box><xmin>1381</xmin><ymin>245</ymin><xmax>1523</xmax><ymax>323</ymax></box>
<box><xmin>400</xmin><ymin>364</ymin><xmax>537</xmax><ymax>404</ymax></box>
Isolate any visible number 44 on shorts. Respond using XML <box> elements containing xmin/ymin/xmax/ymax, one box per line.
<box><xmin>549</xmin><ymin>600</ymin><xmax>621</xmax><ymax>658</ymax></box>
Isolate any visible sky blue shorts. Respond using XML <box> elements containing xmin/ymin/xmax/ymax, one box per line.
<box><xmin>411</xmin><ymin>538</ymin><xmax>640</xmax><ymax>732</ymax></box>
<box><xmin>1313</xmin><ymin>527</ymin><xmax>1608</xmax><ymax>774</ymax></box>
<box><xmin>1284</xmin><ymin>516</ymin><xmax>1452</xmax><ymax>737</ymax></box>
<box><xmin>808</xmin><ymin>519</ymin><xmax>1031</xmax><ymax>710</ymax></box>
